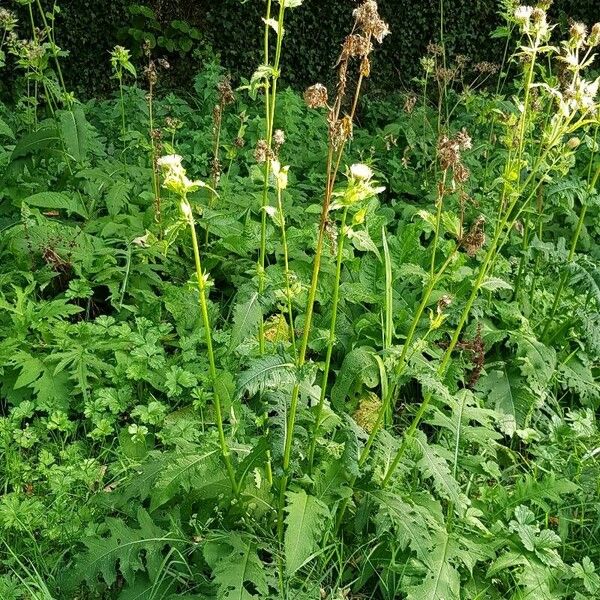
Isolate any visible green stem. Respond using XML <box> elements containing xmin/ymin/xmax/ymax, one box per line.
<box><xmin>184</xmin><ymin>199</ymin><xmax>238</xmax><ymax>494</ymax></box>
<box><xmin>307</xmin><ymin>207</ymin><xmax>348</xmax><ymax>472</ymax></box>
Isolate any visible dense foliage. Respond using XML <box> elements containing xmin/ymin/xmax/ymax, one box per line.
<box><xmin>1</xmin><ymin>0</ymin><xmax>600</xmax><ymax>599</ymax></box>
<box><xmin>5</xmin><ymin>0</ymin><xmax>599</xmax><ymax>98</ymax></box>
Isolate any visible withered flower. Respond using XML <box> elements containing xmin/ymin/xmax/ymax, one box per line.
<box><xmin>304</xmin><ymin>83</ymin><xmax>329</xmax><ymax>109</ymax></box>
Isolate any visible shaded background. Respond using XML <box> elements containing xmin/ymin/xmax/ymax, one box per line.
<box><xmin>10</xmin><ymin>0</ymin><xmax>600</xmax><ymax>98</ymax></box>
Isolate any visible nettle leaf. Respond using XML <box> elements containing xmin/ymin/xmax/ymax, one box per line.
<box><xmin>413</xmin><ymin>432</ymin><xmax>470</xmax><ymax>513</ymax></box>
<box><xmin>204</xmin><ymin>534</ymin><xmax>271</xmax><ymax>600</ymax></box>
<box><xmin>405</xmin><ymin>530</ymin><xmax>461</xmax><ymax>600</ymax></box>
<box><xmin>65</xmin><ymin>509</ymin><xmax>175</xmax><ymax>591</ymax></box>
<box><xmin>236</xmin><ymin>354</ymin><xmax>295</xmax><ymax>399</ymax></box>
<box><xmin>371</xmin><ymin>490</ymin><xmax>435</xmax><ymax>561</ymax></box>
<box><xmin>229</xmin><ymin>291</ymin><xmax>262</xmax><ymax>352</ymax></box>
<box><xmin>284</xmin><ymin>489</ymin><xmax>330</xmax><ymax>575</ymax></box>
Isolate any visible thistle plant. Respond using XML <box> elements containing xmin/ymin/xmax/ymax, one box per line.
<box><xmin>377</xmin><ymin>5</ymin><xmax>600</xmax><ymax>489</ymax></box>
<box><xmin>277</xmin><ymin>0</ymin><xmax>390</xmax><ymax>538</ymax></box>
<box><xmin>110</xmin><ymin>45</ymin><xmax>136</xmax><ymax>171</ymax></box>
<box><xmin>156</xmin><ymin>154</ymin><xmax>238</xmax><ymax>494</ymax></box>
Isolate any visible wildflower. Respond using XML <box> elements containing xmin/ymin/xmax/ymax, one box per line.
<box><xmin>157</xmin><ymin>154</ymin><xmax>206</xmax><ymax>196</ymax></box>
<box><xmin>349</xmin><ymin>163</ymin><xmax>374</xmax><ymax>181</ymax></box>
<box><xmin>353</xmin><ymin>0</ymin><xmax>390</xmax><ymax>43</ymax></box>
<box><xmin>421</xmin><ymin>56</ymin><xmax>435</xmax><ymax>75</ymax></box>
<box><xmin>0</xmin><ymin>8</ymin><xmax>17</xmax><ymax>31</ymax></box>
<box><xmin>353</xmin><ymin>392</ymin><xmax>383</xmax><ymax>433</ymax></box>
<box><xmin>304</xmin><ymin>83</ymin><xmax>329</xmax><ymax>109</ymax></box>
<box><xmin>273</xmin><ymin>129</ymin><xmax>285</xmax><ymax>148</ymax></box>
<box><xmin>271</xmin><ymin>160</ymin><xmax>290</xmax><ymax>190</ymax></box>
<box><xmin>566</xmin><ymin>137</ymin><xmax>581</xmax><ymax>150</ymax></box>
<box><xmin>331</xmin><ymin>163</ymin><xmax>385</xmax><ymax>209</ymax></box>
<box><xmin>455</xmin><ymin>128</ymin><xmax>472</xmax><ymax>151</ymax></box>
<box><xmin>513</xmin><ymin>6</ymin><xmax>534</xmax><ymax>28</ymax></box>
<box><xmin>569</xmin><ymin>22</ymin><xmax>587</xmax><ymax>44</ymax></box>
<box><xmin>437</xmin><ymin>294</ymin><xmax>452</xmax><ymax>314</ymax></box>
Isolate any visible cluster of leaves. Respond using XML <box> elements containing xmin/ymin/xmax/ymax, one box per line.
<box><xmin>1</xmin><ymin>1</ymin><xmax>600</xmax><ymax>599</ymax></box>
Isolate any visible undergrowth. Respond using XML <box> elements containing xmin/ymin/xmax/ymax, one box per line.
<box><xmin>0</xmin><ymin>1</ymin><xmax>599</xmax><ymax>599</ymax></box>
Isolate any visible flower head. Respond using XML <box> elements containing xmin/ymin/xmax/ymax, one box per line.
<box><xmin>349</xmin><ymin>163</ymin><xmax>374</xmax><ymax>181</ymax></box>
<box><xmin>157</xmin><ymin>154</ymin><xmax>205</xmax><ymax>196</ymax></box>
<box><xmin>304</xmin><ymin>83</ymin><xmax>329</xmax><ymax>109</ymax></box>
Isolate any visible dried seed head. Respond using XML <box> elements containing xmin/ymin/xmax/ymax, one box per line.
<box><xmin>453</xmin><ymin>162</ymin><xmax>470</xmax><ymax>185</ymax></box>
<box><xmin>455</xmin><ymin>128</ymin><xmax>472</xmax><ymax>151</ymax></box>
<box><xmin>360</xmin><ymin>56</ymin><xmax>371</xmax><ymax>77</ymax></box>
<box><xmin>304</xmin><ymin>83</ymin><xmax>329</xmax><ymax>109</ymax></box>
<box><xmin>474</xmin><ymin>61</ymin><xmax>500</xmax><ymax>74</ymax></box>
<box><xmin>438</xmin><ymin>136</ymin><xmax>461</xmax><ymax>170</ymax></box>
<box><xmin>144</xmin><ymin>63</ymin><xmax>158</xmax><ymax>86</ymax></box>
<box><xmin>455</xmin><ymin>54</ymin><xmax>468</xmax><ymax>70</ymax></box>
<box><xmin>342</xmin><ymin>34</ymin><xmax>373</xmax><ymax>58</ymax></box>
<box><xmin>217</xmin><ymin>77</ymin><xmax>235</xmax><ymax>105</ymax></box>
<box><xmin>427</xmin><ymin>42</ymin><xmax>444</xmax><ymax>56</ymax></box>
<box><xmin>234</xmin><ymin>136</ymin><xmax>245</xmax><ymax>149</ymax></box>
<box><xmin>329</xmin><ymin>116</ymin><xmax>354</xmax><ymax>150</ymax></box>
<box><xmin>436</xmin><ymin>67</ymin><xmax>457</xmax><ymax>84</ymax></box>
<box><xmin>403</xmin><ymin>94</ymin><xmax>417</xmax><ymax>113</ymax></box>
<box><xmin>462</xmin><ymin>215</ymin><xmax>486</xmax><ymax>256</ymax></box>
<box><xmin>254</xmin><ymin>139</ymin><xmax>269</xmax><ymax>164</ymax></box>
<box><xmin>353</xmin><ymin>0</ymin><xmax>390</xmax><ymax>43</ymax></box>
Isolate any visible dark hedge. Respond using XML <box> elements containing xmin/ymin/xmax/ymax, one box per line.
<box><xmin>12</xmin><ymin>0</ymin><xmax>600</xmax><ymax>98</ymax></box>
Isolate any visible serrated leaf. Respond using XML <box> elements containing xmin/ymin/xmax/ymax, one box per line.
<box><xmin>106</xmin><ymin>180</ymin><xmax>130</xmax><ymax>216</ymax></box>
<box><xmin>229</xmin><ymin>292</ymin><xmax>262</xmax><ymax>352</ymax></box>
<box><xmin>236</xmin><ymin>354</ymin><xmax>295</xmax><ymax>399</ymax></box>
<box><xmin>284</xmin><ymin>490</ymin><xmax>330</xmax><ymax>575</ymax></box>
<box><xmin>331</xmin><ymin>346</ymin><xmax>379</xmax><ymax>410</ymax></box>
<box><xmin>480</xmin><ymin>276</ymin><xmax>513</xmax><ymax>292</ymax></box>
<box><xmin>371</xmin><ymin>490</ymin><xmax>434</xmax><ymax>561</ymax></box>
<box><xmin>413</xmin><ymin>432</ymin><xmax>470</xmax><ymax>513</ymax></box>
<box><xmin>150</xmin><ymin>449</ymin><xmax>229</xmax><ymax>510</ymax></box>
<box><xmin>23</xmin><ymin>192</ymin><xmax>88</xmax><ymax>218</ymax></box>
<box><xmin>406</xmin><ymin>531</ymin><xmax>460</xmax><ymax>600</ymax></box>
<box><xmin>205</xmin><ymin>534</ymin><xmax>270</xmax><ymax>600</ymax></box>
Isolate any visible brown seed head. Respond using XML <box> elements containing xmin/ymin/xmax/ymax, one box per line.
<box><xmin>304</xmin><ymin>83</ymin><xmax>329</xmax><ymax>109</ymax></box>
<box><xmin>353</xmin><ymin>0</ymin><xmax>390</xmax><ymax>43</ymax></box>
<box><xmin>217</xmin><ymin>77</ymin><xmax>235</xmax><ymax>105</ymax></box>
<box><xmin>342</xmin><ymin>34</ymin><xmax>373</xmax><ymax>58</ymax></box>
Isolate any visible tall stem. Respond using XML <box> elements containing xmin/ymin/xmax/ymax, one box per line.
<box><xmin>184</xmin><ymin>199</ymin><xmax>238</xmax><ymax>494</ymax></box>
<box><xmin>307</xmin><ymin>207</ymin><xmax>348</xmax><ymax>472</ymax></box>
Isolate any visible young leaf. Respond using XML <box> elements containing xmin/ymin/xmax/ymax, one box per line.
<box><xmin>229</xmin><ymin>292</ymin><xmax>262</xmax><ymax>352</ymax></box>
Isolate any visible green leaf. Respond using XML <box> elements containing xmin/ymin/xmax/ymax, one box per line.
<box><xmin>236</xmin><ymin>354</ymin><xmax>295</xmax><ymax>399</ymax></box>
<box><xmin>229</xmin><ymin>292</ymin><xmax>262</xmax><ymax>352</ymax></box>
<box><xmin>284</xmin><ymin>490</ymin><xmax>330</xmax><ymax>575</ymax></box>
<box><xmin>58</xmin><ymin>106</ymin><xmax>89</xmax><ymax>163</ymax></box>
<box><xmin>406</xmin><ymin>531</ymin><xmax>460</xmax><ymax>600</ymax></box>
<box><xmin>11</xmin><ymin>124</ymin><xmax>60</xmax><ymax>159</ymax></box>
<box><xmin>480</xmin><ymin>276</ymin><xmax>513</xmax><ymax>292</ymax></box>
<box><xmin>106</xmin><ymin>181</ymin><xmax>130</xmax><ymax>216</ymax></box>
<box><xmin>205</xmin><ymin>534</ymin><xmax>270</xmax><ymax>600</ymax></box>
<box><xmin>0</xmin><ymin>116</ymin><xmax>15</xmax><ymax>139</ymax></box>
<box><xmin>413</xmin><ymin>432</ymin><xmax>470</xmax><ymax>513</ymax></box>
<box><xmin>476</xmin><ymin>365</ymin><xmax>538</xmax><ymax>435</ymax></box>
<box><xmin>150</xmin><ymin>449</ymin><xmax>230</xmax><ymax>510</ymax></box>
<box><xmin>331</xmin><ymin>346</ymin><xmax>379</xmax><ymax>410</ymax></box>
<box><xmin>23</xmin><ymin>192</ymin><xmax>88</xmax><ymax>218</ymax></box>
<box><xmin>371</xmin><ymin>490</ymin><xmax>434</xmax><ymax>561</ymax></box>
<box><xmin>64</xmin><ymin>509</ymin><xmax>174</xmax><ymax>591</ymax></box>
